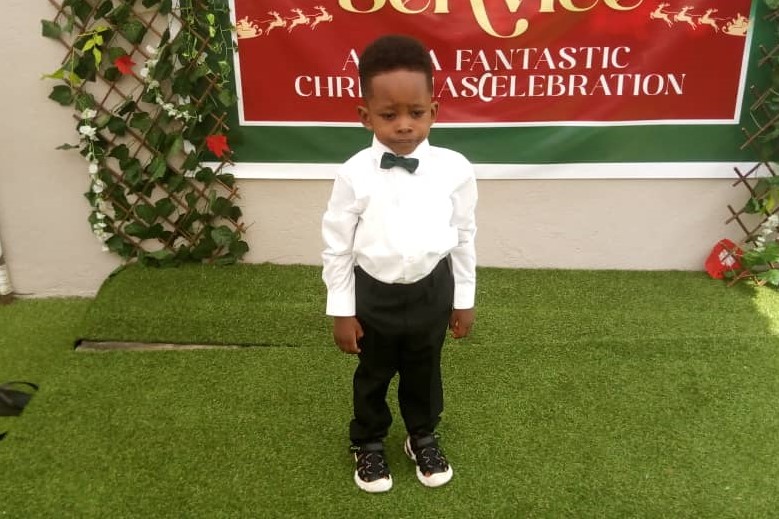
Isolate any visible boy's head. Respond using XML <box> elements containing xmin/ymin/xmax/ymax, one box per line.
<box><xmin>357</xmin><ymin>35</ymin><xmax>438</xmax><ymax>157</ymax></box>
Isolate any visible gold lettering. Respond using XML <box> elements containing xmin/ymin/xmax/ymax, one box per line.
<box><xmin>338</xmin><ymin>0</ymin><xmax>384</xmax><ymax>14</ymax></box>
<box><xmin>390</xmin><ymin>0</ymin><xmax>429</xmax><ymax>14</ymax></box>
<box><xmin>560</xmin><ymin>0</ymin><xmax>598</xmax><ymax>11</ymax></box>
<box><xmin>604</xmin><ymin>0</ymin><xmax>643</xmax><ymax>10</ymax></box>
<box><xmin>469</xmin><ymin>0</ymin><xmax>529</xmax><ymax>38</ymax></box>
<box><xmin>432</xmin><ymin>0</ymin><xmax>451</xmax><ymax>13</ymax></box>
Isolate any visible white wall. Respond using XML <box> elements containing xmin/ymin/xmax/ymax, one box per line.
<box><xmin>0</xmin><ymin>1</ymin><xmax>751</xmax><ymax>296</ymax></box>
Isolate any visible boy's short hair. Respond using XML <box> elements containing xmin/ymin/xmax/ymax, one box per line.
<box><xmin>358</xmin><ymin>35</ymin><xmax>433</xmax><ymax>98</ymax></box>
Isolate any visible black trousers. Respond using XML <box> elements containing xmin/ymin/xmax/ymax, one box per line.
<box><xmin>350</xmin><ymin>257</ymin><xmax>454</xmax><ymax>445</ymax></box>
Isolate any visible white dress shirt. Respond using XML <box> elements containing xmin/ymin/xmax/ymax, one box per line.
<box><xmin>322</xmin><ymin>136</ymin><xmax>477</xmax><ymax>316</ymax></box>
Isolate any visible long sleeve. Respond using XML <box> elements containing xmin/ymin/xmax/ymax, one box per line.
<box><xmin>321</xmin><ymin>171</ymin><xmax>360</xmax><ymax>316</ymax></box>
<box><xmin>449</xmin><ymin>170</ymin><xmax>478</xmax><ymax>309</ymax></box>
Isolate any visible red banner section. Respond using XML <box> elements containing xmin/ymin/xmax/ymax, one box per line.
<box><xmin>232</xmin><ymin>0</ymin><xmax>752</xmax><ymax>125</ymax></box>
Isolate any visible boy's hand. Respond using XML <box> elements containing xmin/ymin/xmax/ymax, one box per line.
<box><xmin>449</xmin><ymin>308</ymin><xmax>474</xmax><ymax>339</ymax></box>
<box><xmin>333</xmin><ymin>316</ymin><xmax>364</xmax><ymax>354</ymax></box>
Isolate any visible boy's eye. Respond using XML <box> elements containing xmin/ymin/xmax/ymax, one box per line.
<box><xmin>380</xmin><ymin>113</ymin><xmax>395</xmax><ymax>120</ymax></box>
<box><xmin>411</xmin><ymin>110</ymin><xmax>425</xmax><ymax>118</ymax></box>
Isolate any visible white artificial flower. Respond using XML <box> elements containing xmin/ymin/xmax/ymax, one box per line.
<box><xmin>183</xmin><ymin>140</ymin><xmax>196</xmax><ymax>154</ymax></box>
<box><xmin>178</xmin><ymin>95</ymin><xmax>190</xmax><ymax>106</ymax></box>
<box><xmin>88</xmin><ymin>163</ymin><xmax>99</xmax><ymax>174</ymax></box>
<box><xmin>81</xmin><ymin>108</ymin><xmax>97</xmax><ymax>120</ymax></box>
<box><xmin>140</xmin><ymin>67</ymin><xmax>149</xmax><ymax>79</ymax></box>
<box><xmin>101</xmin><ymin>244</ymin><xmax>110</xmax><ymax>252</ymax></box>
<box><xmin>95</xmin><ymin>211</ymin><xmax>106</xmax><ymax>220</ymax></box>
<box><xmin>79</xmin><ymin>125</ymin><xmax>97</xmax><ymax>140</ymax></box>
<box><xmin>148</xmin><ymin>80</ymin><xmax>160</xmax><ymax>89</ymax></box>
<box><xmin>146</xmin><ymin>45</ymin><xmax>158</xmax><ymax>55</ymax></box>
<box><xmin>91</xmin><ymin>179</ymin><xmax>105</xmax><ymax>194</ymax></box>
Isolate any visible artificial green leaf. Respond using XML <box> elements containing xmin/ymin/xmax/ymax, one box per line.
<box><xmin>120</xmin><ymin>20</ymin><xmax>147</xmax><ymax>44</ymax></box>
<box><xmin>56</xmin><ymin>143</ymin><xmax>79</xmax><ymax>150</ymax></box>
<box><xmin>167</xmin><ymin>174</ymin><xmax>187</xmax><ymax>193</ymax></box>
<box><xmin>74</xmin><ymin>92</ymin><xmax>97</xmax><ymax>111</ymax></box>
<box><xmin>63</xmin><ymin>14</ymin><xmax>74</xmax><ymax>34</ymax></box>
<box><xmin>159</xmin><ymin>0</ymin><xmax>173</xmax><ymax>15</ymax></box>
<box><xmin>107</xmin><ymin>116</ymin><xmax>127</xmax><ymax>136</ymax></box>
<box><xmin>229</xmin><ymin>206</ymin><xmax>242</xmax><ymax>220</ymax></box>
<box><xmin>181</xmin><ymin>152</ymin><xmax>199</xmax><ymax>172</ymax></box>
<box><xmin>146</xmin><ymin>249</ymin><xmax>174</xmax><ymax>261</ymax></box>
<box><xmin>210</xmin><ymin>197</ymin><xmax>232</xmax><ymax>217</ymax></box>
<box><xmin>191</xmin><ymin>237</ymin><xmax>217</xmax><ymax>260</ymax></box>
<box><xmin>211</xmin><ymin>226</ymin><xmax>235</xmax><ymax>247</ymax></box>
<box><xmin>49</xmin><ymin>85</ymin><xmax>74</xmax><ymax>106</ymax></box>
<box><xmin>153</xmin><ymin>60</ymin><xmax>174</xmax><ymax>81</ymax></box>
<box><xmin>108</xmin><ymin>144</ymin><xmax>130</xmax><ymax>161</ymax></box>
<box><xmin>95</xmin><ymin>0</ymin><xmax>113</xmax><ymax>20</ymax></box>
<box><xmin>95</xmin><ymin>113</ymin><xmax>111</xmax><ymax>129</ymax></box>
<box><xmin>124</xmin><ymin>221</ymin><xmax>148</xmax><ymax>238</ymax></box>
<box><xmin>146</xmin><ymin>224</ymin><xmax>164</xmax><ymax>239</ymax></box>
<box><xmin>104</xmin><ymin>67</ymin><xmax>120</xmax><ymax>82</ymax></box>
<box><xmin>106</xmin><ymin>3</ymin><xmax>130</xmax><ymax>25</ymax></box>
<box><xmin>195</xmin><ymin>168</ymin><xmax>216</xmax><ymax>183</ymax></box>
<box><xmin>743</xmin><ymin>197</ymin><xmax>764</xmax><ymax>214</ymax></box>
<box><xmin>230</xmin><ymin>240</ymin><xmax>249</xmax><ymax>257</ymax></box>
<box><xmin>166</xmin><ymin>135</ymin><xmax>184</xmax><ymax>159</ymax></box>
<box><xmin>142</xmin><ymin>0</ymin><xmax>162</xmax><ymax>7</ymax></box>
<box><xmin>129</xmin><ymin>112</ymin><xmax>152</xmax><ymax>133</ymax></box>
<box><xmin>757</xmin><ymin>269</ymin><xmax>779</xmax><ymax>286</ymax></box>
<box><xmin>217</xmin><ymin>89</ymin><xmax>236</xmax><ymax>107</ymax></box>
<box><xmin>146</xmin><ymin>127</ymin><xmax>165</xmax><ymax>151</ymax></box>
<box><xmin>116</xmin><ymin>99</ymin><xmax>137</xmax><ymax>116</ymax></box>
<box><xmin>122</xmin><ymin>159</ymin><xmax>143</xmax><ymax>187</ymax></box>
<box><xmin>155</xmin><ymin>198</ymin><xmax>176</xmax><ymax>219</ymax></box>
<box><xmin>135</xmin><ymin>204</ymin><xmax>157</xmax><ymax>225</ymax></box>
<box><xmin>172</xmin><ymin>74</ymin><xmax>192</xmax><ymax>97</ymax></box>
<box><xmin>72</xmin><ymin>0</ymin><xmax>93</xmax><ymax>24</ymax></box>
<box><xmin>216</xmin><ymin>173</ymin><xmax>236</xmax><ymax>188</ymax></box>
<box><xmin>148</xmin><ymin>155</ymin><xmax>168</xmax><ymax>180</ymax></box>
<box><xmin>41</xmin><ymin>20</ymin><xmax>62</xmax><ymax>39</ymax></box>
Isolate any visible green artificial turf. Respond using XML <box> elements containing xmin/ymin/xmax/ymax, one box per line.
<box><xmin>1</xmin><ymin>266</ymin><xmax>778</xmax><ymax>517</ymax></box>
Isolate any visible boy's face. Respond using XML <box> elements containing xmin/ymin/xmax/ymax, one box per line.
<box><xmin>358</xmin><ymin>69</ymin><xmax>438</xmax><ymax>157</ymax></box>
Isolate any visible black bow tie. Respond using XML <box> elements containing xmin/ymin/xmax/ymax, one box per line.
<box><xmin>380</xmin><ymin>152</ymin><xmax>419</xmax><ymax>173</ymax></box>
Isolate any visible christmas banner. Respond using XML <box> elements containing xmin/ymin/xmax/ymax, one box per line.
<box><xmin>232</xmin><ymin>0</ymin><xmax>752</xmax><ymax>126</ymax></box>
<box><xmin>224</xmin><ymin>0</ymin><xmax>768</xmax><ymax>175</ymax></box>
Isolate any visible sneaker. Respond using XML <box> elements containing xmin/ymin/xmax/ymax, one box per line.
<box><xmin>404</xmin><ymin>434</ymin><xmax>453</xmax><ymax>488</ymax></box>
<box><xmin>351</xmin><ymin>442</ymin><xmax>393</xmax><ymax>493</ymax></box>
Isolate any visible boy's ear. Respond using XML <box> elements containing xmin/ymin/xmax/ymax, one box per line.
<box><xmin>357</xmin><ymin>105</ymin><xmax>372</xmax><ymax>130</ymax></box>
<box><xmin>430</xmin><ymin>101</ymin><xmax>439</xmax><ymax>122</ymax></box>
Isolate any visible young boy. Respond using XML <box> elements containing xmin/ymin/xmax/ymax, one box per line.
<box><xmin>321</xmin><ymin>35</ymin><xmax>477</xmax><ymax>493</ymax></box>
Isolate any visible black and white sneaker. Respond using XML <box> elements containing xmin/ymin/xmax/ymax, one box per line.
<box><xmin>404</xmin><ymin>434</ymin><xmax>453</xmax><ymax>487</ymax></box>
<box><xmin>351</xmin><ymin>442</ymin><xmax>393</xmax><ymax>493</ymax></box>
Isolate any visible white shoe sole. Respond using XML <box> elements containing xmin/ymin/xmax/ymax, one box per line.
<box><xmin>404</xmin><ymin>437</ymin><xmax>453</xmax><ymax>488</ymax></box>
<box><xmin>353</xmin><ymin>470</ymin><xmax>393</xmax><ymax>493</ymax></box>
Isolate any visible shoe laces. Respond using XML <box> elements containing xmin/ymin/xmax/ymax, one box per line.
<box><xmin>352</xmin><ymin>446</ymin><xmax>390</xmax><ymax>482</ymax></box>
<box><xmin>412</xmin><ymin>437</ymin><xmax>449</xmax><ymax>476</ymax></box>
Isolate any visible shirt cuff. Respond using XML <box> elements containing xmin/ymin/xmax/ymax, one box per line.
<box><xmin>326</xmin><ymin>289</ymin><xmax>356</xmax><ymax>316</ymax></box>
<box><xmin>453</xmin><ymin>279</ymin><xmax>475</xmax><ymax>309</ymax></box>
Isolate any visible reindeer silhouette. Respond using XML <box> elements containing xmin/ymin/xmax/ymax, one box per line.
<box><xmin>310</xmin><ymin>6</ymin><xmax>333</xmax><ymax>30</ymax></box>
<box><xmin>650</xmin><ymin>3</ymin><xmax>673</xmax><ymax>27</ymax></box>
<box><xmin>674</xmin><ymin>7</ymin><xmax>697</xmax><ymax>29</ymax></box>
<box><xmin>287</xmin><ymin>8</ymin><xmax>310</xmax><ymax>33</ymax></box>
<box><xmin>264</xmin><ymin>11</ymin><xmax>286</xmax><ymax>35</ymax></box>
<box><xmin>699</xmin><ymin>8</ymin><xmax>718</xmax><ymax>32</ymax></box>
